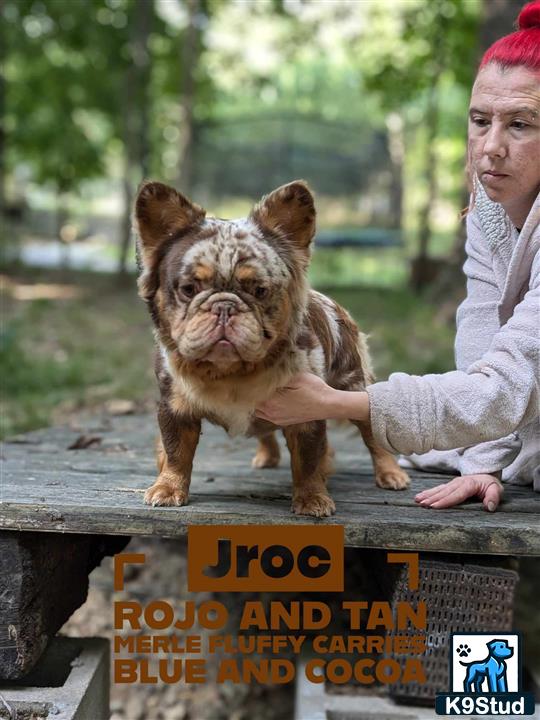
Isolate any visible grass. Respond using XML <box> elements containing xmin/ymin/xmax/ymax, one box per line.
<box><xmin>1</xmin><ymin>268</ymin><xmax>155</xmax><ymax>437</ymax></box>
<box><xmin>0</xmin><ymin>265</ymin><xmax>456</xmax><ymax>439</ymax></box>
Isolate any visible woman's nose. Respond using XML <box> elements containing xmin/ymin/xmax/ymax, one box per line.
<box><xmin>483</xmin><ymin>123</ymin><xmax>507</xmax><ymax>159</ymax></box>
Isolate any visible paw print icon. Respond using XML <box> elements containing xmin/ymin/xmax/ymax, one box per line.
<box><xmin>457</xmin><ymin>644</ymin><xmax>471</xmax><ymax>658</ymax></box>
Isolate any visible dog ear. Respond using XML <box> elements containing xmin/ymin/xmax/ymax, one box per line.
<box><xmin>134</xmin><ymin>181</ymin><xmax>205</xmax><ymax>268</ymax></box>
<box><xmin>134</xmin><ymin>182</ymin><xmax>205</xmax><ymax>301</ymax></box>
<box><xmin>250</xmin><ymin>180</ymin><xmax>316</xmax><ymax>250</ymax></box>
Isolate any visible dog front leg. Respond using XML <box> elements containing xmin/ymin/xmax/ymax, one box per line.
<box><xmin>144</xmin><ymin>401</ymin><xmax>201</xmax><ymax>507</ymax></box>
<box><xmin>284</xmin><ymin>421</ymin><xmax>335</xmax><ymax>517</ymax></box>
<box><xmin>353</xmin><ymin>420</ymin><xmax>410</xmax><ymax>490</ymax></box>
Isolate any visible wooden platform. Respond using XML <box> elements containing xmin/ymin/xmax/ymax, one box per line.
<box><xmin>1</xmin><ymin>414</ymin><xmax>539</xmax><ymax>556</ymax></box>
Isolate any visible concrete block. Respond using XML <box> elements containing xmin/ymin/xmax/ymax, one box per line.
<box><xmin>0</xmin><ymin>637</ymin><xmax>109</xmax><ymax>720</ymax></box>
<box><xmin>294</xmin><ymin>655</ymin><xmax>540</xmax><ymax>720</ymax></box>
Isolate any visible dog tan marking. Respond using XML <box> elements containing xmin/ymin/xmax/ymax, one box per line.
<box><xmin>194</xmin><ymin>263</ymin><xmax>214</xmax><ymax>282</ymax></box>
<box><xmin>235</xmin><ymin>265</ymin><xmax>258</xmax><ymax>281</ymax></box>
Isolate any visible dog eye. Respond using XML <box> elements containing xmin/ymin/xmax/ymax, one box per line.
<box><xmin>180</xmin><ymin>284</ymin><xmax>197</xmax><ymax>298</ymax></box>
<box><xmin>254</xmin><ymin>286</ymin><xmax>268</xmax><ymax>299</ymax></box>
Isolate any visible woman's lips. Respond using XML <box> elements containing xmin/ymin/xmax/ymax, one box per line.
<box><xmin>481</xmin><ymin>171</ymin><xmax>509</xmax><ymax>185</ymax></box>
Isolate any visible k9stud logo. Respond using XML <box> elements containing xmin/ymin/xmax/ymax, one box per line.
<box><xmin>451</xmin><ymin>633</ymin><xmax>519</xmax><ymax>693</ymax></box>
<box><xmin>187</xmin><ymin>525</ymin><xmax>344</xmax><ymax>592</ymax></box>
<box><xmin>436</xmin><ymin>632</ymin><xmax>535</xmax><ymax>716</ymax></box>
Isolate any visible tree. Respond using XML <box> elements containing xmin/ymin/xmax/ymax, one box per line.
<box><xmin>360</xmin><ymin>0</ymin><xmax>481</xmax><ymax>290</ymax></box>
<box><xmin>118</xmin><ymin>0</ymin><xmax>153</xmax><ymax>276</ymax></box>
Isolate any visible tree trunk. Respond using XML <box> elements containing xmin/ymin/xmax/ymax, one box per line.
<box><xmin>408</xmin><ymin>0</ymin><xmax>457</xmax><ymax>293</ymax></box>
<box><xmin>480</xmin><ymin>0</ymin><xmax>523</xmax><ymax>51</ymax></box>
<box><xmin>410</xmin><ymin>70</ymin><xmax>442</xmax><ymax>292</ymax></box>
<box><xmin>442</xmin><ymin>0</ymin><xmax>523</xmax><ymax>284</ymax></box>
<box><xmin>118</xmin><ymin>173</ymin><xmax>134</xmax><ymax>280</ymax></box>
<box><xmin>177</xmin><ymin>0</ymin><xmax>201</xmax><ymax>194</ymax></box>
<box><xmin>117</xmin><ymin>0</ymin><xmax>153</xmax><ymax>276</ymax></box>
<box><xmin>56</xmin><ymin>190</ymin><xmax>71</xmax><ymax>270</ymax></box>
<box><xmin>385</xmin><ymin>113</ymin><xmax>404</xmax><ymax>230</ymax></box>
<box><xmin>0</xmin><ymin>0</ymin><xmax>6</xmax><ymax>221</ymax></box>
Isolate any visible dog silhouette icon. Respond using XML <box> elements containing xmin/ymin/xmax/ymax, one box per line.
<box><xmin>460</xmin><ymin>639</ymin><xmax>514</xmax><ymax>693</ymax></box>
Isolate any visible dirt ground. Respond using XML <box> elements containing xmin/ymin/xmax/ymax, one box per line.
<box><xmin>62</xmin><ymin>537</ymin><xmax>295</xmax><ymax>720</ymax></box>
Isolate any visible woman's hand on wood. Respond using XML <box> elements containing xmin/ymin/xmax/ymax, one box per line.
<box><xmin>414</xmin><ymin>473</ymin><xmax>504</xmax><ymax>512</ymax></box>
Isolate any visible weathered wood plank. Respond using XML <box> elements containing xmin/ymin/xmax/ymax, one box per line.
<box><xmin>0</xmin><ymin>532</ymin><xmax>128</xmax><ymax>679</ymax></box>
<box><xmin>1</xmin><ymin>414</ymin><xmax>539</xmax><ymax>555</ymax></box>
<box><xmin>0</xmin><ymin>495</ymin><xmax>537</xmax><ymax>556</ymax></box>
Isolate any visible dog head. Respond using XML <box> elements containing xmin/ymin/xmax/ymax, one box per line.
<box><xmin>487</xmin><ymin>639</ymin><xmax>514</xmax><ymax>660</ymax></box>
<box><xmin>134</xmin><ymin>180</ymin><xmax>316</xmax><ymax>379</ymax></box>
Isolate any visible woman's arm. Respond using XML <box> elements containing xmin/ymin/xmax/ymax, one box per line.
<box><xmin>254</xmin><ymin>372</ymin><xmax>369</xmax><ymax>426</ymax></box>
<box><xmin>454</xmin><ymin>209</ymin><xmax>522</xmax><ymax>476</ymax></box>
<box><xmin>367</xmin><ymin>252</ymin><xmax>540</xmax><ymax>456</ymax></box>
<box><xmin>256</xmin><ymin>252</ymin><xmax>540</xmax><ymax>454</ymax></box>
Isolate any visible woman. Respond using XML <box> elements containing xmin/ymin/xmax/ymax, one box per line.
<box><xmin>255</xmin><ymin>0</ymin><xmax>540</xmax><ymax>512</ymax></box>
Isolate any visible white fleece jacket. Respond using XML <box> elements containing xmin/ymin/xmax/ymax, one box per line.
<box><xmin>367</xmin><ymin>182</ymin><xmax>540</xmax><ymax>490</ymax></box>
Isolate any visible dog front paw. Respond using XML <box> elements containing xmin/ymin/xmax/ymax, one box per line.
<box><xmin>376</xmin><ymin>468</ymin><xmax>410</xmax><ymax>490</ymax></box>
<box><xmin>292</xmin><ymin>493</ymin><xmax>336</xmax><ymax>517</ymax></box>
<box><xmin>144</xmin><ymin>475</ymin><xmax>189</xmax><ymax>507</ymax></box>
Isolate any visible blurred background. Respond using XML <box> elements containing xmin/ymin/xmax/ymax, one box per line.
<box><xmin>3</xmin><ymin>6</ymin><xmax>539</xmax><ymax>720</ymax></box>
<box><xmin>0</xmin><ymin>0</ymin><xmax>524</xmax><ymax>438</ymax></box>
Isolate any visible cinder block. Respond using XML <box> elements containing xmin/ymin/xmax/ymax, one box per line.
<box><xmin>294</xmin><ymin>655</ymin><xmax>540</xmax><ymax>720</ymax></box>
<box><xmin>0</xmin><ymin>637</ymin><xmax>109</xmax><ymax>720</ymax></box>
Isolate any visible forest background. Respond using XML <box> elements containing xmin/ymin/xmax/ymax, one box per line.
<box><xmin>0</xmin><ymin>0</ymin><xmax>524</xmax><ymax>437</ymax></box>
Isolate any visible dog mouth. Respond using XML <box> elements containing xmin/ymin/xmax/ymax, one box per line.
<box><xmin>200</xmin><ymin>333</ymin><xmax>240</xmax><ymax>364</ymax></box>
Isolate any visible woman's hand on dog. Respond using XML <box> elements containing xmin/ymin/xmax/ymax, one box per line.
<box><xmin>255</xmin><ymin>372</ymin><xmax>334</xmax><ymax>425</ymax></box>
<box><xmin>254</xmin><ymin>372</ymin><xmax>370</xmax><ymax>426</ymax></box>
<box><xmin>415</xmin><ymin>473</ymin><xmax>504</xmax><ymax>512</ymax></box>
<box><xmin>258</xmin><ymin>377</ymin><xmax>504</xmax><ymax>513</ymax></box>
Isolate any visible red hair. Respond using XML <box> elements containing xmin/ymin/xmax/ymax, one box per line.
<box><xmin>462</xmin><ymin>1</ymin><xmax>540</xmax><ymax>214</ymax></box>
<box><xmin>479</xmin><ymin>0</ymin><xmax>540</xmax><ymax>72</ymax></box>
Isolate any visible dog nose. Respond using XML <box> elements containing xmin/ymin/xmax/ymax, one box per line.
<box><xmin>212</xmin><ymin>301</ymin><xmax>237</xmax><ymax>324</ymax></box>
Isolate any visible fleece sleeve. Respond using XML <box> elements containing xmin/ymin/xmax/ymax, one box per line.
<box><xmin>366</xmin><ymin>250</ymin><xmax>540</xmax><ymax>456</ymax></box>
<box><xmin>454</xmin><ymin>210</ymin><xmax>521</xmax><ymax>475</ymax></box>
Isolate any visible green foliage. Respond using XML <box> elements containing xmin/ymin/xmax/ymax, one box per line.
<box><xmin>362</xmin><ymin>0</ymin><xmax>480</xmax><ymax>107</ymax></box>
<box><xmin>4</xmin><ymin>0</ymin><xmax>216</xmax><ymax>191</ymax></box>
<box><xmin>1</xmin><ymin>269</ymin><xmax>154</xmax><ymax>437</ymax></box>
<box><xmin>327</xmin><ymin>286</ymin><xmax>455</xmax><ymax>379</ymax></box>
<box><xmin>3</xmin><ymin>0</ymin><xmax>482</xmax><ymax>265</ymax></box>
<box><xmin>1</xmin><ymin>267</ymin><xmax>455</xmax><ymax>438</ymax></box>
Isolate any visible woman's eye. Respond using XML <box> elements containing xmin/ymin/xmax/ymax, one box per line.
<box><xmin>254</xmin><ymin>286</ymin><xmax>268</xmax><ymax>299</ymax></box>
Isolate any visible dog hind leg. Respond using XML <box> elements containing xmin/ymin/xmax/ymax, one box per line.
<box><xmin>252</xmin><ymin>432</ymin><xmax>281</xmax><ymax>468</ymax></box>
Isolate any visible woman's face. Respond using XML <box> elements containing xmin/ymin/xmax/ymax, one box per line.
<box><xmin>468</xmin><ymin>63</ymin><xmax>540</xmax><ymax>224</ymax></box>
